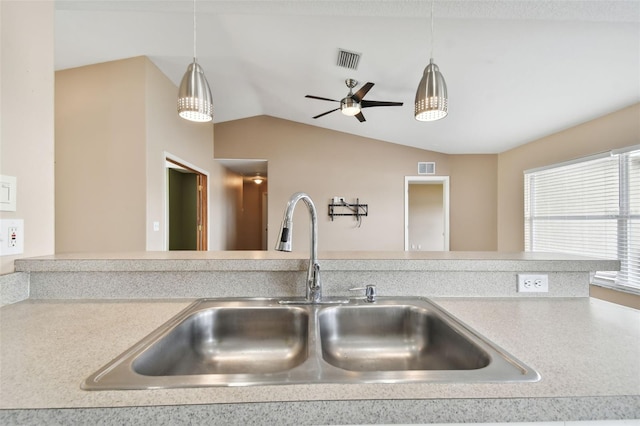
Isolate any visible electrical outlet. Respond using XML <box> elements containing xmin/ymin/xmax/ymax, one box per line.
<box><xmin>332</xmin><ymin>196</ymin><xmax>346</xmax><ymax>204</ymax></box>
<box><xmin>517</xmin><ymin>274</ymin><xmax>549</xmax><ymax>293</ymax></box>
<box><xmin>0</xmin><ymin>219</ymin><xmax>24</xmax><ymax>256</ymax></box>
<box><xmin>8</xmin><ymin>227</ymin><xmax>17</xmax><ymax>247</ymax></box>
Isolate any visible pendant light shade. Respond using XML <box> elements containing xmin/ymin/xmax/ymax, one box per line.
<box><xmin>178</xmin><ymin>60</ymin><xmax>213</xmax><ymax>122</ymax></box>
<box><xmin>414</xmin><ymin>1</ymin><xmax>448</xmax><ymax>122</ymax></box>
<box><xmin>177</xmin><ymin>0</ymin><xmax>213</xmax><ymax>123</ymax></box>
<box><xmin>414</xmin><ymin>58</ymin><xmax>448</xmax><ymax>121</ymax></box>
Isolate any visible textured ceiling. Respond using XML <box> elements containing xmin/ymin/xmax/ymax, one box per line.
<box><xmin>55</xmin><ymin>0</ymin><xmax>640</xmax><ymax>155</ymax></box>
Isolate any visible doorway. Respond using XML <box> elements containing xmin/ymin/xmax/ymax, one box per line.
<box><xmin>404</xmin><ymin>176</ymin><xmax>450</xmax><ymax>251</ymax></box>
<box><xmin>237</xmin><ymin>177</ymin><xmax>268</xmax><ymax>250</ymax></box>
<box><xmin>166</xmin><ymin>157</ymin><xmax>208</xmax><ymax>251</ymax></box>
<box><xmin>216</xmin><ymin>159</ymin><xmax>268</xmax><ymax>251</ymax></box>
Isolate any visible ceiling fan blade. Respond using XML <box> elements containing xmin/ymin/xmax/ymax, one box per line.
<box><xmin>351</xmin><ymin>82</ymin><xmax>374</xmax><ymax>102</ymax></box>
<box><xmin>312</xmin><ymin>108</ymin><xmax>340</xmax><ymax>119</ymax></box>
<box><xmin>306</xmin><ymin>95</ymin><xmax>340</xmax><ymax>102</ymax></box>
<box><xmin>355</xmin><ymin>111</ymin><xmax>366</xmax><ymax>122</ymax></box>
<box><xmin>361</xmin><ymin>100</ymin><xmax>404</xmax><ymax>108</ymax></box>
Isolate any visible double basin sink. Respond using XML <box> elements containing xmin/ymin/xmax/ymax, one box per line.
<box><xmin>83</xmin><ymin>297</ymin><xmax>539</xmax><ymax>389</ymax></box>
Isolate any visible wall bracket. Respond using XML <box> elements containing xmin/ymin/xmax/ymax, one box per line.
<box><xmin>328</xmin><ymin>198</ymin><xmax>368</xmax><ymax>222</ymax></box>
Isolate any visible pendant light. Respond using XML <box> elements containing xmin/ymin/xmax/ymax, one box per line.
<box><xmin>177</xmin><ymin>0</ymin><xmax>213</xmax><ymax>123</ymax></box>
<box><xmin>414</xmin><ymin>1</ymin><xmax>448</xmax><ymax>122</ymax></box>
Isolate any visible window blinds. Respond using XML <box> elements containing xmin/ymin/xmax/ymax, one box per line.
<box><xmin>524</xmin><ymin>147</ymin><xmax>640</xmax><ymax>292</ymax></box>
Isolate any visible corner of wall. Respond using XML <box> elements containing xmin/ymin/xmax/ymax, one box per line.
<box><xmin>1</xmin><ymin>0</ymin><xmax>55</xmax><ymax>273</ymax></box>
<box><xmin>496</xmin><ymin>102</ymin><xmax>640</xmax><ymax>251</ymax></box>
<box><xmin>55</xmin><ymin>57</ymin><xmax>147</xmax><ymax>253</ymax></box>
<box><xmin>142</xmin><ymin>56</ymin><xmax>216</xmax><ymax>251</ymax></box>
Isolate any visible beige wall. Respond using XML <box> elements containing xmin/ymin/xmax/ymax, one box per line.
<box><xmin>210</xmin><ymin>164</ymin><xmax>243</xmax><ymax>251</ymax></box>
<box><xmin>214</xmin><ymin>115</ymin><xmax>498</xmax><ymax>252</ymax></box>
<box><xmin>56</xmin><ymin>57</ymin><xmax>237</xmax><ymax>252</ymax></box>
<box><xmin>497</xmin><ymin>103</ymin><xmax>640</xmax><ymax>251</ymax></box>
<box><xmin>450</xmin><ymin>154</ymin><xmax>498</xmax><ymax>251</ymax></box>
<box><xmin>56</xmin><ymin>58</ymin><xmax>148</xmax><ymax>252</ymax></box>
<box><xmin>0</xmin><ymin>1</ymin><xmax>55</xmax><ymax>274</ymax></box>
<box><xmin>590</xmin><ymin>285</ymin><xmax>640</xmax><ymax>310</ymax></box>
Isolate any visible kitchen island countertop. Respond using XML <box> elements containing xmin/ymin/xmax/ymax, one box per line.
<box><xmin>1</xmin><ymin>296</ymin><xmax>638</xmax><ymax>424</ymax></box>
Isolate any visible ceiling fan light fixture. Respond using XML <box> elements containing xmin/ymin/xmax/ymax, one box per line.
<box><xmin>306</xmin><ymin>79</ymin><xmax>401</xmax><ymax>122</ymax></box>
<box><xmin>178</xmin><ymin>60</ymin><xmax>214</xmax><ymax>122</ymax></box>
<box><xmin>414</xmin><ymin>58</ymin><xmax>448</xmax><ymax>122</ymax></box>
<box><xmin>340</xmin><ymin>97</ymin><xmax>361</xmax><ymax>116</ymax></box>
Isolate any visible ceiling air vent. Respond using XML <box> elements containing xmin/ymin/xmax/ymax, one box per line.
<box><xmin>337</xmin><ymin>49</ymin><xmax>361</xmax><ymax>70</ymax></box>
<box><xmin>418</xmin><ymin>162</ymin><xmax>436</xmax><ymax>175</ymax></box>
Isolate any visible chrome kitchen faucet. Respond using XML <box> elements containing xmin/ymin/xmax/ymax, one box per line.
<box><xmin>275</xmin><ymin>192</ymin><xmax>321</xmax><ymax>303</ymax></box>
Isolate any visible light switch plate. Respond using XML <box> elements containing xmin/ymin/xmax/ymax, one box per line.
<box><xmin>0</xmin><ymin>175</ymin><xmax>17</xmax><ymax>211</ymax></box>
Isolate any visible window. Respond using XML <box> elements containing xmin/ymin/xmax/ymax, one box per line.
<box><xmin>524</xmin><ymin>146</ymin><xmax>640</xmax><ymax>293</ymax></box>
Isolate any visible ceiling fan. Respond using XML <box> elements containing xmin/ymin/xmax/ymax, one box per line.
<box><xmin>305</xmin><ymin>79</ymin><xmax>403</xmax><ymax>122</ymax></box>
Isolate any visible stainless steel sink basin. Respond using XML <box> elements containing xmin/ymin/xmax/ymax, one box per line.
<box><xmin>83</xmin><ymin>297</ymin><xmax>539</xmax><ymax>390</ymax></box>
<box><xmin>133</xmin><ymin>307</ymin><xmax>309</xmax><ymax>376</ymax></box>
<box><xmin>318</xmin><ymin>305</ymin><xmax>490</xmax><ymax>372</ymax></box>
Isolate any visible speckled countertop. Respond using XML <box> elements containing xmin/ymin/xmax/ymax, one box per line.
<box><xmin>1</xmin><ymin>297</ymin><xmax>638</xmax><ymax>411</ymax></box>
<box><xmin>0</xmin><ymin>252</ymin><xmax>637</xmax><ymax>424</ymax></box>
<box><xmin>14</xmin><ymin>250</ymin><xmax>619</xmax><ymax>272</ymax></box>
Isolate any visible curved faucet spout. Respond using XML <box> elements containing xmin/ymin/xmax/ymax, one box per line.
<box><xmin>275</xmin><ymin>192</ymin><xmax>321</xmax><ymax>303</ymax></box>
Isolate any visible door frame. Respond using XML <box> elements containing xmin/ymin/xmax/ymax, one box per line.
<box><xmin>261</xmin><ymin>191</ymin><xmax>268</xmax><ymax>250</ymax></box>
<box><xmin>165</xmin><ymin>153</ymin><xmax>209</xmax><ymax>251</ymax></box>
<box><xmin>404</xmin><ymin>176</ymin><xmax>450</xmax><ymax>251</ymax></box>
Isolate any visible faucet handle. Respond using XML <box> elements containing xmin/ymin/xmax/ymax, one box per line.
<box><xmin>348</xmin><ymin>285</ymin><xmax>376</xmax><ymax>303</ymax></box>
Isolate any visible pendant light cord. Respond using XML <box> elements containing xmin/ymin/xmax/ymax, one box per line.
<box><xmin>430</xmin><ymin>0</ymin><xmax>434</xmax><ymax>59</ymax></box>
<box><xmin>193</xmin><ymin>0</ymin><xmax>197</xmax><ymax>60</ymax></box>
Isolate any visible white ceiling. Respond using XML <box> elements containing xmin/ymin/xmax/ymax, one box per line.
<box><xmin>55</xmin><ymin>0</ymin><xmax>640</xmax><ymax>154</ymax></box>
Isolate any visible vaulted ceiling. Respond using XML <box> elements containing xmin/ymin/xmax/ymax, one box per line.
<box><xmin>55</xmin><ymin>0</ymin><xmax>640</xmax><ymax>154</ymax></box>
